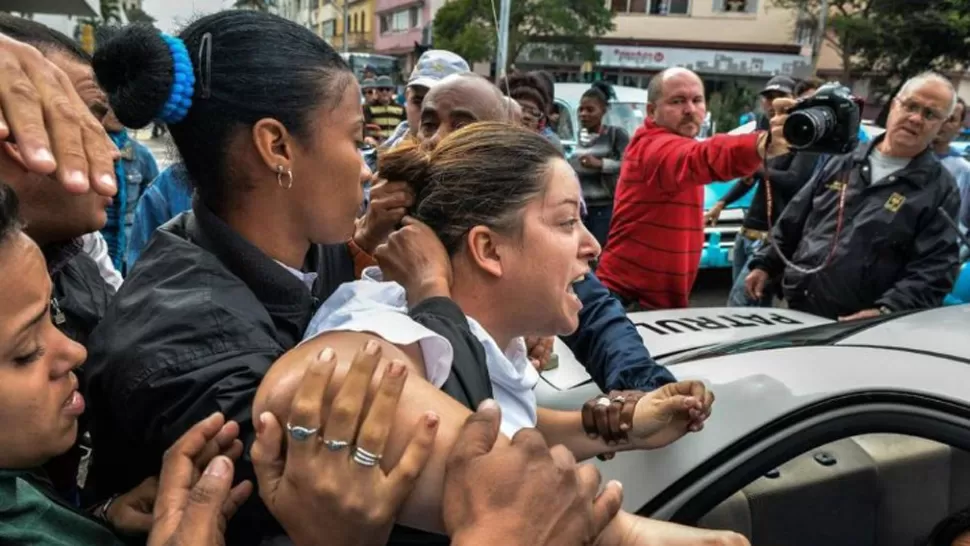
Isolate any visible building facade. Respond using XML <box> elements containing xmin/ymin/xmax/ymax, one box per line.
<box><xmin>372</xmin><ymin>0</ymin><xmax>430</xmax><ymax>72</ymax></box>
<box><xmin>516</xmin><ymin>0</ymin><xmax>815</xmax><ymax>94</ymax></box>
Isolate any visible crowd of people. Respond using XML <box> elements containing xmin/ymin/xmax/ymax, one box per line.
<box><xmin>0</xmin><ymin>5</ymin><xmax>968</xmax><ymax>546</ymax></box>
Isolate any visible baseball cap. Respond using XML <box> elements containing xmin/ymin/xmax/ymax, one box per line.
<box><xmin>761</xmin><ymin>76</ymin><xmax>795</xmax><ymax>96</ymax></box>
<box><xmin>375</xmin><ymin>75</ymin><xmax>395</xmax><ymax>89</ymax></box>
<box><xmin>407</xmin><ymin>50</ymin><xmax>470</xmax><ymax>89</ymax></box>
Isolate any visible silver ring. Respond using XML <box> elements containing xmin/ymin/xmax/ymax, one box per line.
<box><xmin>324</xmin><ymin>439</ymin><xmax>350</xmax><ymax>452</ymax></box>
<box><xmin>286</xmin><ymin>423</ymin><xmax>319</xmax><ymax>442</ymax></box>
<box><xmin>352</xmin><ymin>447</ymin><xmax>382</xmax><ymax>467</ymax></box>
<box><xmin>594</xmin><ymin>397</ymin><xmax>611</xmax><ymax>408</ymax></box>
<box><xmin>612</xmin><ymin>396</ymin><xmax>626</xmax><ymax>404</ymax></box>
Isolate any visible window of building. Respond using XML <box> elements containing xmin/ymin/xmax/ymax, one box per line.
<box><xmin>713</xmin><ymin>0</ymin><xmax>756</xmax><ymax>12</ymax></box>
<box><xmin>409</xmin><ymin>6</ymin><xmax>421</xmax><ymax>28</ymax></box>
<box><xmin>611</xmin><ymin>0</ymin><xmax>649</xmax><ymax>12</ymax></box>
<box><xmin>322</xmin><ymin>19</ymin><xmax>336</xmax><ymax>38</ymax></box>
<box><xmin>648</xmin><ymin>0</ymin><xmax>690</xmax><ymax>15</ymax></box>
<box><xmin>380</xmin><ymin>14</ymin><xmax>390</xmax><ymax>34</ymax></box>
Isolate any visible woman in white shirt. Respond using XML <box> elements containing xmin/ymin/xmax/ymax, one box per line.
<box><xmin>254</xmin><ymin>123</ymin><xmax>731</xmax><ymax>545</ymax></box>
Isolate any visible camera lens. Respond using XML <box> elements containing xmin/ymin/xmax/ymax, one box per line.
<box><xmin>784</xmin><ymin>106</ymin><xmax>836</xmax><ymax>149</ymax></box>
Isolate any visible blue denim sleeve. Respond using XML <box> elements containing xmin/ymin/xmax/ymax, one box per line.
<box><xmin>560</xmin><ymin>273</ymin><xmax>676</xmax><ymax>391</ymax></box>
<box><xmin>135</xmin><ymin>142</ymin><xmax>160</xmax><ymax>182</ymax></box>
<box><xmin>127</xmin><ymin>169</ymin><xmax>192</xmax><ymax>267</ymax></box>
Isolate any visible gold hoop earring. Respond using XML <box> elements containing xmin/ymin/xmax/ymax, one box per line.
<box><xmin>276</xmin><ymin>165</ymin><xmax>293</xmax><ymax>190</ymax></box>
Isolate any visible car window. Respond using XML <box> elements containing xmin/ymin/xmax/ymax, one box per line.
<box><xmin>555</xmin><ymin>99</ymin><xmax>575</xmax><ymax>142</ymax></box>
<box><xmin>665</xmin><ymin>311</ymin><xmax>917</xmax><ymax>364</ymax></box>
<box><xmin>604</xmin><ymin>102</ymin><xmax>643</xmax><ymax>138</ymax></box>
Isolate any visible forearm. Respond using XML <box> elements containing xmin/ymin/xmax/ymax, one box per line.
<box><xmin>255</xmin><ymin>332</ymin><xmax>507</xmax><ymax>535</ymax></box>
<box><xmin>536</xmin><ymin>408</ymin><xmax>621</xmax><ymax>461</ymax></box>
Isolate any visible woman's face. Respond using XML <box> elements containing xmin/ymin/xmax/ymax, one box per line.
<box><xmin>0</xmin><ymin>233</ymin><xmax>87</xmax><ymax>469</ymax></box>
<box><xmin>578</xmin><ymin>97</ymin><xmax>605</xmax><ymax>130</ymax></box>
<box><xmin>517</xmin><ymin>99</ymin><xmax>543</xmax><ymax>132</ymax></box>
<box><xmin>491</xmin><ymin>158</ymin><xmax>600</xmax><ymax>337</ymax></box>
<box><xmin>291</xmin><ymin>77</ymin><xmax>367</xmax><ymax>244</ymax></box>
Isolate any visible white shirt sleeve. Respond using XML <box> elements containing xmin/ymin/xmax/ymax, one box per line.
<box><xmin>81</xmin><ymin>233</ymin><xmax>123</xmax><ymax>292</ymax></box>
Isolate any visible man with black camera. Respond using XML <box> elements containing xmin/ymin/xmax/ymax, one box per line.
<box><xmin>746</xmin><ymin>72</ymin><xmax>962</xmax><ymax>321</ymax></box>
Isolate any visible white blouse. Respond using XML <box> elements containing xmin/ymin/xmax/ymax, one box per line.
<box><xmin>304</xmin><ymin>267</ymin><xmax>539</xmax><ymax>437</ymax></box>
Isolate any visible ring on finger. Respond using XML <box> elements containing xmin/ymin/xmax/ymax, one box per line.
<box><xmin>352</xmin><ymin>446</ymin><xmax>382</xmax><ymax>467</ymax></box>
<box><xmin>324</xmin><ymin>439</ymin><xmax>350</xmax><ymax>452</ymax></box>
<box><xmin>286</xmin><ymin>423</ymin><xmax>319</xmax><ymax>442</ymax></box>
<box><xmin>612</xmin><ymin>395</ymin><xmax>626</xmax><ymax>404</ymax></box>
<box><xmin>595</xmin><ymin>397</ymin><xmax>611</xmax><ymax>408</ymax></box>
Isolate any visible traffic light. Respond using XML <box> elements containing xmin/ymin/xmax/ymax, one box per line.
<box><xmin>79</xmin><ymin>23</ymin><xmax>95</xmax><ymax>54</ymax></box>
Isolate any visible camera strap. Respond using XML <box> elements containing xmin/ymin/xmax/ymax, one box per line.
<box><xmin>763</xmin><ymin>154</ymin><xmax>849</xmax><ymax>275</ymax></box>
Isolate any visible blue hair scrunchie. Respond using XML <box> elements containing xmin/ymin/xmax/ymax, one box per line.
<box><xmin>157</xmin><ymin>33</ymin><xmax>196</xmax><ymax>125</ymax></box>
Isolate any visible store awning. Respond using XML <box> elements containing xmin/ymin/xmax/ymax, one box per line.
<box><xmin>1</xmin><ymin>0</ymin><xmax>98</xmax><ymax>17</ymax></box>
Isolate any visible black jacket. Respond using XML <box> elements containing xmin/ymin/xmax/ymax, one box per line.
<box><xmin>84</xmin><ymin>201</ymin><xmax>490</xmax><ymax>546</ymax></box>
<box><xmin>750</xmin><ymin>136</ymin><xmax>961</xmax><ymax>319</ymax></box>
<box><xmin>41</xmin><ymin>240</ymin><xmax>113</xmax><ymax>502</ymax></box>
<box><xmin>722</xmin><ymin>151</ymin><xmax>823</xmax><ymax>232</ymax></box>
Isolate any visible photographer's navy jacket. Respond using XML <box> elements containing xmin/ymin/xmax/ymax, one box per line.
<box><xmin>750</xmin><ymin>136</ymin><xmax>961</xmax><ymax>319</ymax></box>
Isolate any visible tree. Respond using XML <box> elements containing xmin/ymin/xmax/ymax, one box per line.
<box><xmin>708</xmin><ymin>83</ymin><xmax>760</xmax><ymax>134</ymax></box>
<box><xmin>772</xmin><ymin>0</ymin><xmax>970</xmax><ymax>124</ymax></box>
<box><xmin>432</xmin><ymin>0</ymin><xmax>615</xmax><ymax>67</ymax></box>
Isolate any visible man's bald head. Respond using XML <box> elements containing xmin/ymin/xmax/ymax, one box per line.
<box><xmin>647</xmin><ymin>67</ymin><xmax>703</xmax><ymax>105</ymax></box>
<box><xmin>418</xmin><ymin>73</ymin><xmax>509</xmax><ymax>146</ymax></box>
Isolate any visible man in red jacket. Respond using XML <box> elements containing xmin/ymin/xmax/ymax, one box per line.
<box><xmin>597</xmin><ymin>67</ymin><xmax>785</xmax><ymax>310</ymax></box>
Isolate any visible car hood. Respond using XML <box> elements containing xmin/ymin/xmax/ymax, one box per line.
<box><xmin>542</xmin><ymin>307</ymin><xmax>832</xmax><ymax>391</ymax></box>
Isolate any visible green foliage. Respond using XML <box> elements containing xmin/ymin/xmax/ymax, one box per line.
<box><xmin>233</xmin><ymin>0</ymin><xmax>273</xmax><ymax>11</ymax></box>
<box><xmin>432</xmin><ymin>0</ymin><xmax>615</xmax><ymax>65</ymax></box>
<box><xmin>772</xmin><ymin>0</ymin><xmax>970</xmax><ymax>119</ymax></box>
<box><xmin>708</xmin><ymin>83</ymin><xmax>760</xmax><ymax>134</ymax></box>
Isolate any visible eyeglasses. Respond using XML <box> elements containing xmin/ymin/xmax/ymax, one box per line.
<box><xmin>364</xmin><ymin>89</ymin><xmax>377</xmax><ymax>95</ymax></box>
<box><xmin>894</xmin><ymin>97</ymin><xmax>945</xmax><ymax>122</ymax></box>
<box><xmin>521</xmin><ymin>106</ymin><xmax>545</xmax><ymax>120</ymax></box>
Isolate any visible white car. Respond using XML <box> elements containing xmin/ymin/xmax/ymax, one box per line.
<box><xmin>537</xmin><ymin>305</ymin><xmax>970</xmax><ymax>546</ymax></box>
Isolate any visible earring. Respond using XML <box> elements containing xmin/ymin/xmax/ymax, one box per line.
<box><xmin>276</xmin><ymin>165</ymin><xmax>293</xmax><ymax>190</ymax></box>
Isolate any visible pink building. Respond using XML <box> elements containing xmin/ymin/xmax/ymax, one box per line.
<box><xmin>373</xmin><ymin>0</ymin><xmax>430</xmax><ymax>71</ymax></box>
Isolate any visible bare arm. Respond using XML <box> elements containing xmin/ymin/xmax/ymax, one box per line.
<box><xmin>537</xmin><ymin>408</ymin><xmax>623</xmax><ymax>461</ymax></box>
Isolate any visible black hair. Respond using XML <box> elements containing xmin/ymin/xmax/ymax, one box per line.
<box><xmin>530</xmin><ymin>70</ymin><xmax>556</xmax><ymax>114</ymax></box>
<box><xmin>92</xmin><ymin>12</ymin><xmax>353</xmax><ymax>212</ymax></box>
<box><xmin>794</xmin><ymin>77</ymin><xmax>824</xmax><ymax>97</ymax></box>
<box><xmin>0</xmin><ymin>14</ymin><xmax>91</xmax><ymax>63</ymax></box>
<box><xmin>498</xmin><ymin>72</ymin><xmax>551</xmax><ymax>115</ymax></box>
<box><xmin>582</xmin><ymin>81</ymin><xmax>615</xmax><ymax>109</ymax></box>
<box><xmin>0</xmin><ymin>183</ymin><xmax>23</xmax><ymax>248</ymax></box>
<box><xmin>957</xmin><ymin>97</ymin><xmax>967</xmax><ymax>124</ymax></box>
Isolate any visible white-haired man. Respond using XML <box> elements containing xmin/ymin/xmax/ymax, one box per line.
<box><xmin>747</xmin><ymin>72</ymin><xmax>962</xmax><ymax>320</ymax></box>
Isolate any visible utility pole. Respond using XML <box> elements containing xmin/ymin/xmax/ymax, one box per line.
<box><xmin>342</xmin><ymin>0</ymin><xmax>350</xmax><ymax>52</ymax></box>
<box><xmin>495</xmin><ymin>0</ymin><xmax>511</xmax><ymax>82</ymax></box>
<box><xmin>810</xmin><ymin>0</ymin><xmax>828</xmax><ymax>73</ymax></box>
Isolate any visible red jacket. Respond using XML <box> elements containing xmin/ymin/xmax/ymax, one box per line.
<box><xmin>597</xmin><ymin>120</ymin><xmax>764</xmax><ymax>309</ymax></box>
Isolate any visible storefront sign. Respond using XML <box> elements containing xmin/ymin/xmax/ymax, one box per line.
<box><xmin>518</xmin><ymin>43</ymin><xmax>810</xmax><ymax>77</ymax></box>
<box><xmin>598</xmin><ymin>44</ymin><xmax>810</xmax><ymax>76</ymax></box>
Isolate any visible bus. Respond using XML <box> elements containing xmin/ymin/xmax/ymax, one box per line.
<box><xmin>339</xmin><ymin>52</ymin><xmax>401</xmax><ymax>84</ymax></box>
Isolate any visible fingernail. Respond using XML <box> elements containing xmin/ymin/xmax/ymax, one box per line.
<box><xmin>365</xmin><ymin>340</ymin><xmax>379</xmax><ymax>355</ymax></box>
<box><xmin>319</xmin><ymin>347</ymin><xmax>335</xmax><ymax>362</ymax></box>
<box><xmin>388</xmin><ymin>360</ymin><xmax>406</xmax><ymax>377</ymax></box>
<box><xmin>425</xmin><ymin>411</ymin><xmax>439</xmax><ymax>428</ymax></box>
<box><xmin>99</xmin><ymin>173</ymin><xmax>117</xmax><ymax>190</ymax></box>
<box><xmin>66</xmin><ymin>170</ymin><xmax>86</xmax><ymax>187</ymax></box>
<box><xmin>205</xmin><ymin>456</ymin><xmax>231</xmax><ymax>478</ymax></box>
<box><xmin>34</xmin><ymin>148</ymin><xmax>54</xmax><ymax>163</ymax></box>
<box><xmin>477</xmin><ymin>398</ymin><xmax>498</xmax><ymax>411</ymax></box>
<box><xmin>256</xmin><ymin>412</ymin><xmax>270</xmax><ymax>435</ymax></box>
<box><xmin>610</xmin><ymin>480</ymin><xmax>623</xmax><ymax>492</ymax></box>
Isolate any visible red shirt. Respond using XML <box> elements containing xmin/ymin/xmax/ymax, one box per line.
<box><xmin>597</xmin><ymin>120</ymin><xmax>764</xmax><ymax>309</ymax></box>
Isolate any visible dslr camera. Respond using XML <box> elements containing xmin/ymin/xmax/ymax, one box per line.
<box><xmin>782</xmin><ymin>82</ymin><xmax>862</xmax><ymax>154</ymax></box>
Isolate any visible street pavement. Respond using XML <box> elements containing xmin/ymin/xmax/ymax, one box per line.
<box><xmin>134</xmin><ymin>134</ymin><xmax>735</xmax><ymax>306</ymax></box>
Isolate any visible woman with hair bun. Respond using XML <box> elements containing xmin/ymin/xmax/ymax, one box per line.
<box><xmin>570</xmin><ymin>81</ymin><xmax>630</xmax><ymax>248</ymax></box>
<box><xmin>82</xmin><ymin>10</ymin><xmax>488</xmax><ymax>545</ymax></box>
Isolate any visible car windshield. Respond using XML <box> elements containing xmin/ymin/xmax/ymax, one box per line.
<box><xmin>604</xmin><ymin>102</ymin><xmax>645</xmax><ymax>137</ymax></box>
<box><xmin>664</xmin><ymin>310</ymin><xmax>917</xmax><ymax>364</ymax></box>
